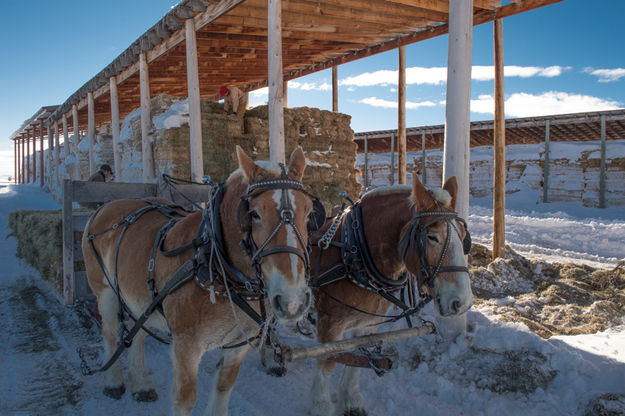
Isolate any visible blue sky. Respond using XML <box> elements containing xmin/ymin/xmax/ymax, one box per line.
<box><xmin>1</xmin><ymin>0</ymin><xmax>624</xmax><ymax>180</ymax></box>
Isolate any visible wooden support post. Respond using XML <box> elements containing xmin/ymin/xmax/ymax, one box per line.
<box><xmin>332</xmin><ymin>65</ymin><xmax>338</xmax><ymax>112</ymax></box>
<box><xmin>72</xmin><ymin>105</ymin><xmax>80</xmax><ymax>180</ymax></box>
<box><xmin>390</xmin><ymin>133</ymin><xmax>395</xmax><ymax>186</ymax></box>
<box><xmin>32</xmin><ymin>126</ymin><xmax>37</xmax><ymax>184</ymax></box>
<box><xmin>543</xmin><ymin>119</ymin><xmax>550</xmax><ymax>203</ymax></box>
<box><xmin>40</xmin><ymin>120</ymin><xmax>45</xmax><ymax>187</ymax></box>
<box><xmin>364</xmin><ymin>135</ymin><xmax>369</xmax><ymax>189</ymax></box>
<box><xmin>422</xmin><ymin>131</ymin><xmax>427</xmax><ymax>185</ymax></box>
<box><xmin>283</xmin><ymin>79</ymin><xmax>288</xmax><ymax>107</ymax></box>
<box><xmin>140</xmin><ymin>52</ymin><xmax>155</xmax><ymax>182</ymax></box>
<box><xmin>27</xmin><ymin>129</ymin><xmax>31</xmax><ymax>183</ymax></box>
<box><xmin>398</xmin><ymin>46</ymin><xmax>406</xmax><ymax>185</ymax></box>
<box><xmin>21</xmin><ymin>134</ymin><xmax>25</xmax><ymax>184</ymax></box>
<box><xmin>599</xmin><ymin>114</ymin><xmax>607</xmax><ymax>208</ymax></box>
<box><xmin>493</xmin><ymin>18</ymin><xmax>506</xmax><ymax>259</ymax></box>
<box><xmin>14</xmin><ymin>140</ymin><xmax>17</xmax><ymax>184</ymax></box>
<box><xmin>47</xmin><ymin>125</ymin><xmax>52</xmax><ymax>185</ymax></box>
<box><xmin>443</xmin><ymin>0</ymin><xmax>473</xmax><ymax>219</ymax></box>
<box><xmin>54</xmin><ymin>122</ymin><xmax>60</xmax><ymax>186</ymax></box>
<box><xmin>110</xmin><ymin>78</ymin><xmax>122</xmax><ymax>179</ymax></box>
<box><xmin>185</xmin><ymin>19</ymin><xmax>204</xmax><ymax>183</ymax></box>
<box><xmin>268</xmin><ymin>0</ymin><xmax>285</xmax><ymax>164</ymax></box>
<box><xmin>87</xmin><ymin>92</ymin><xmax>96</xmax><ymax>175</ymax></box>
<box><xmin>62</xmin><ymin>180</ymin><xmax>75</xmax><ymax>305</ymax></box>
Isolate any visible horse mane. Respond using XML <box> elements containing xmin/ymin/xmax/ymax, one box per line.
<box><xmin>429</xmin><ymin>188</ymin><xmax>452</xmax><ymax>209</ymax></box>
<box><xmin>361</xmin><ymin>184</ymin><xmax>411</xmax><ymax>200</ymax></box>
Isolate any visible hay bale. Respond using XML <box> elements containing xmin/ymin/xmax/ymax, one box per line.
<box><xmin>8</xmin><ymin>210</ymin><xmax>63</xmax><ymax>295</ymax></box>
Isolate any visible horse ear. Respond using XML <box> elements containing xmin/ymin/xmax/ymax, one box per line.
<box><xmin>236</xmin><ymin>145</ymin><xmax>263</xmax><ymax>183</ymax></box>
<box><xmin>287</xmin><ymin>146</ymin><xmax>306</xmax><ymax>181</ymax></box>
<box><xmin>412</xmin><ymin>173</ymin><xmax>436</xmax><ymax>212</ymax></box>
<box><xmin>442</xmin><ymin>176</ymin><xmax>458</xmax><ymax>210</ymax></box>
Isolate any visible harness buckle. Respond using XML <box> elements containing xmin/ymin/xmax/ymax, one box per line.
<box><xmin>280</xmin><ymin>209</ymin><xmax>294</xmax><ymax>223</ymax></box>
<box><xmin>245</xmin><ymin>280</ymin><xmax>254</xmax><ymax>292</ymax></box>
<box><xmin>148</xmin><ymin>258</ymin><xmax>155</xmax><ymax>272</ymax></box>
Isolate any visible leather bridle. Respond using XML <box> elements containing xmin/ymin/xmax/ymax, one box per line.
<box><xmin>399</xmin><ymin>208</ymin><xmax>471</xmax><ymax>298</ymax></box>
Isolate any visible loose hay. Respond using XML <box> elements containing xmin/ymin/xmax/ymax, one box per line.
<box><xmin>471</xmin><ymin>244</ymin><xmax>625</xmax><ymax>338</ymax></box>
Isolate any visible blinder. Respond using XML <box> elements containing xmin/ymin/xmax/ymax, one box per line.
<box><xmin>308</xmin><ymin>198</ymin><xmax>326</xmax><ymax>232</ymax></box>
<box><xmin>412</xmin><ymin>217</ymin><xmax>471</xmax><ymax>257</ymax></box>
<box><xmin>237</xmin><ymin>197</ymin><xmax>253</xmax><ymax>233</ymax></box>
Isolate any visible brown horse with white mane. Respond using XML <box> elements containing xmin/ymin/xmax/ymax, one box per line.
<box><xmin>308</xmin><ymin>175</ymin><xmax>473</xmax><ymax>416</ymax></box>
<box><xmin>82</xmin><ymin>146</ymin><xmax>316</xmax><ymax>416</ymax></box>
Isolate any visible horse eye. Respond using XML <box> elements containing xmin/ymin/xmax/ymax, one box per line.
<box><xmin>250</xmin><ymin>210</ymin><xmax>261</xmax><ymax>221</ymax></box>
<box><xmin>427</xmin><ymin>234</ymin><xmax>440</xmax><ymax>244</ymax></box>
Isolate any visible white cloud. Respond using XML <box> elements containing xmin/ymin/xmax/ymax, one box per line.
<box><xmin>470</xmin><ymin>91</ymin><xmax>621</xmax><ymax>117</ymax></box>
<box><xmin>359</xmin><ymin>97</ymin><xmax>436</xmax><ymax>110</ymax></box>
<box><xmin>249</xmin><ymin>87</ymin><xmax>268</xmax><ymax>107</ymax></box>
<box><xmin>289</xmin><ymin>81</ymin><xmax>331</xmax><ymax>91</ymax></box>
<box><xmin>341</xmin><ymin>65</ymin><xmax>568</xmax><ymax>87</ymax></box>
<box><xmin>585</xmin><ymin>68</ymin><xmax>625</xmax><ymax>82</ymax></box>
<box><xmin>473</xmin><ymin>65</ymin><xmax>569</xmax><ymax>81</ymax></box>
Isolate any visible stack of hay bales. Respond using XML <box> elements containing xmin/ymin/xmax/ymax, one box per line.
<box><xmin>117</xmin><ymin>94</ymin><xmax>361</xmax><ymax>209</ymax></box>
<box><xmin>8</xmin><ymin>210</ymin><xmax>63</xmax><ymax>295</ymax></box>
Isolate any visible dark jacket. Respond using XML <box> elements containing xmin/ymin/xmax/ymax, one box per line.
<box><xmin>88</xmin><ymin>170</ymin><xmax>106</xmax><ymax>182</ymax></box>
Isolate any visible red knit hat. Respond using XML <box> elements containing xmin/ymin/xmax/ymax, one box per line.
<box><xmin>219</xmin><ymin>86</ymin><xmax>228</xmax><ymax>97</ymax></box>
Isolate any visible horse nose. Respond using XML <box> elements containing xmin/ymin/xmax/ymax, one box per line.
<box><xmin>450</xmin><ymin>298</ymin><xmax>462</xmax><ymax>314</ymax></box>
<box><xmin>271</xmin><ymin>288</ymin><xmax>311</xmax><ymax>321</ymax></box>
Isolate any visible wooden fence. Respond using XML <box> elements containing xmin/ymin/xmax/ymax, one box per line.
<box><xmin>61</xmin><ymin>179</ymin><xmax>207</xmax><ymax>306</ymax></box>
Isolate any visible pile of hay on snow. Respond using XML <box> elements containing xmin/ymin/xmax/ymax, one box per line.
<box><xmin>470</xmin><ymin>244</ymin><xmax>625</xmax><ymax>338</ymax></box>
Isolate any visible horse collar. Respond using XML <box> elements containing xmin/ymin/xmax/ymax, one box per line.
<box><xmin>341</xmin><ymin>202</ymin><xmax>409</xmax><ymax>293</ymax></box>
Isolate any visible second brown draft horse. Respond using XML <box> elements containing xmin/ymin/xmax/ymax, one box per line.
<box><xmin>308</xmin><ymin>175</ymin><xmax>473</xmax><ymax>416</ymax></box>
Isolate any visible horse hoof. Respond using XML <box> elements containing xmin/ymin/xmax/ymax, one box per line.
<box><xmin>344</xmin><ymin>409</ymin><xmax>369</xmax><ymax>416</ymax></box>
<box><xmin>103</xmin><ymin>385</ymin><xmax>126</xmax><ymax>400</ymax></box>
<box><xmin>266</xmin><ymin>365</ymin><xmax>287</xmax><ymax>377</ymax></box>
<box><xmin>132</xmin><ymin>389</ymin><xmax>158</xmax><ymax>402</ymax></box>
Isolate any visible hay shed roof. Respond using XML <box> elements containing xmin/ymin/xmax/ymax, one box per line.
<box><xmin>10</xmin><ymin>106</ymin><xmax>59</xmax><ymax>139</ymax></box>
<box><xmin>353</xmin><ymin>108</ymin><xmax>625</xmax><ymax>152</ymax></box>
<box><xmin>43</xmin><ymin>0</ymin><xmax>562</xmax><ymax>132</ymax></box>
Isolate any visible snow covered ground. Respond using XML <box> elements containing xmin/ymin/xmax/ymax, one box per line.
<box><xmin>1</xmin><ymin>183</ymin><xmax>624</xmax><ymax>415</ymax></box>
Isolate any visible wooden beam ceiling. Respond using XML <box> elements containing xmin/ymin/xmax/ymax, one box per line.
<box><xmin>45</xmin><ymin>0</ymin><xmax>564</xmax><ymax>135</ymax></box>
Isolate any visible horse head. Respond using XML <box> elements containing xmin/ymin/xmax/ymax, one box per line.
<box><xmin>400</xmin><ymin>175</ymin><xmax>473</xmax><ymax>317</ymax></box>
<box><xmin>224</xmin><ymin>146</ymin><xmax>313</xmax><ymax>322</ymax></box>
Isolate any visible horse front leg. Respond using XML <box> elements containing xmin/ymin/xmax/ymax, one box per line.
<box><xmin>337</xmin><ymin>327</ymin><xmax>376</xmax><ymax>416</ymax></box>
<box><xmin>311</xmin><ymin>314</ymin><xmax>344</xmax><ymax>416</ymax></box>
<box><xmin>171</xmin><ymin>334</ymin><xmax>204</xmax><ymax>416</ymax></box>
<box><xmin>98</xmin><ymin>288</ymin><xmax>126</xmax><ymax>399</ymax></box>
<box><xmin>205</xmin><ymin>345</ymin><xmax>252</xmax><ymax>416</ymax></box>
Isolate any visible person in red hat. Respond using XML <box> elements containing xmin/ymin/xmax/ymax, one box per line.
<box><xmin>219</xmin><ymin>85</ymin><xmax>248</xmax><ymax>133</ymax></box>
